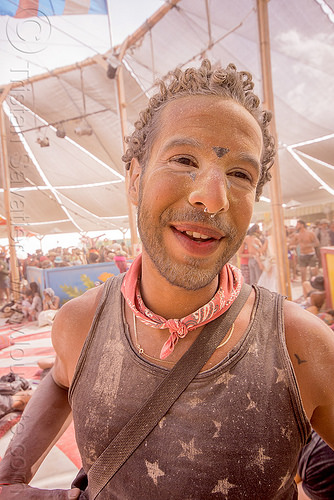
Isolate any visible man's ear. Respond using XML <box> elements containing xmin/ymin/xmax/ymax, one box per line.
<box><xmin>128</xmin><ymin>158</ymin><xmax>141</xmax><ymax>206</ymax></box>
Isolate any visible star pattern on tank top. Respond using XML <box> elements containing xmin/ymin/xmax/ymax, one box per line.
<box><xmin>278</xmin><ymin>470</ymin><xmax>291</xmax><ymax>490</ymax></box>
<box><xmin>246</xmin><ymin>392</ymin><xmax>260</xmax><ymax>412</ymax></box>
<box><xmin>178</xmin><ymin>437</ymin><xmax>203</xmax><ymax>461</ymax></box>
<box><xmin>275</xmin><ymin>366</ymin><xmax>288</xmax><ymax>385</ymax></box>
<box><xmin>280</xmin><ymin>426</ymin><xmax>292</xmax><ymax>441</ymax></box>
<box><xmin>248</xmin><ymin>446</ymin><xmax>271</xmax><ymax>473</ymax></box>
<box><xmin>158</xmin><ymin>416</ymin><xmax>167</xmax><ymax>429</ymax></box>
<box><xmin>213</xmin><ymin>420</ymin><xmax>221</xmax><ymax>438</ymax></box>
<box><xmin>188</xmin><ymin>396</ymin><xmax>203</xmax><ymax>408</ymax></box>
<box><xmin>145</xmin><ymin>460</ymin><xmax>165</xmax><ymax>485</ymax></box>
<box><xmin>211</xmin><ymin>478</ymin><xmax>236</xmax><ymax>495</ymax></box>
<box><xmin>214</xmin><ymin>370</ymin><xmax>236</xmax><ymax>388</ymax></box>
<box><xmin>248</xmin><ymin>341</ymin><xmax>259</xmax><ymax>357</ymax></box>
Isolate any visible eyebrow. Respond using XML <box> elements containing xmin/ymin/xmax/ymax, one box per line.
<box><xmin>236</xmin><ymin>152</ymin><xmax>261</xmax><ymax>172</ymax></box>
<box><xmin>160</xmin><ymin>137</ymin><xmax>202</xmax><ymax>153</ymax></box>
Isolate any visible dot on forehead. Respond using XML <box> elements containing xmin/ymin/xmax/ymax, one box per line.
<box><xmin>213</xmin><ymin>146</ymin><xmax>230</xmax><ymax>158</ymax></box>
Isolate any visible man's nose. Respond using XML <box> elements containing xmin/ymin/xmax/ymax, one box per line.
<box><xmin>188</xmin><ymin>167</ymin><xmax>230</xmax><ymax>215</ymax></box>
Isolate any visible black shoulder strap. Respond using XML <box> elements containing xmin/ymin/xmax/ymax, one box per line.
<box><xmin>88</xmin><ymin>282</ymin><xmax>252</xmax><ymax>499</ymax></box>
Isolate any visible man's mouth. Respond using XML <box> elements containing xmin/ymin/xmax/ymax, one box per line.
<box><xmin>182</xmin><ymin>230</ymin><xmax>212</xmax><ymax>242</ymax></box>
<box><xmin>171</xmin><ymin>225</ymin><xmax>223</xmax><ymax>244</ymax></box>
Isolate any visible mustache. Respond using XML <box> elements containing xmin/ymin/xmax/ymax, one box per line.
<box><xmin>160</xmin><ymin>207</ymin><xmax>238</xmax><ymax>237</ymax></box>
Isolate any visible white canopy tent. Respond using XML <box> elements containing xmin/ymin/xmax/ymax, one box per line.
<box><xmin>1</xmin><ymin>0</ymin><xmax>333</xmax><ymax>232</ymax></box>
<box><xmin>1</xmin><ymin>59</ymin><xmax>148</xmax><ymax>236</ymax></box>
<box><xmin>1</xmin><ymin>0</ymin><xmax>334</xmax><ymax>294</ymax></box>
<box><xmin>114</xmin><ymin>0</ymin><xmax>334</xmax><ymax>213</ymax></box>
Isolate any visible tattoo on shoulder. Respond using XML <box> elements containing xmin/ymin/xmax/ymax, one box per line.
<box><xmin>294</xmin><ymin>353</ymin><xmax>307</xmax><ymax>365</ymax></box>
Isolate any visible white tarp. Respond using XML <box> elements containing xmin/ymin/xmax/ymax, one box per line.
<box><xmin>1</xmin><ymin>0</ymin><xmax>333</xmax><ymax>237</ymax></box>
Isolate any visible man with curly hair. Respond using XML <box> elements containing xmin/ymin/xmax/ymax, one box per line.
<box><xmin>1</xmin><ymin>60</ymin><xmax>334</xmax><ymax>499</ymax></box>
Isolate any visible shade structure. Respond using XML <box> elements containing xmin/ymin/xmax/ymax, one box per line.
<box><xmin>1</xmin><ymin>0</ymin><xmax>334</xmax><ymax>240</ymax></box>
<box><xmin>114</xmin><ymin>0</ymin><xmax>334</xmax><ymax>213</ymax></box>
<box><xmin>1</xmin><ymin>59</ymin><xmax>148</xmax><ymax>237</ymax></box>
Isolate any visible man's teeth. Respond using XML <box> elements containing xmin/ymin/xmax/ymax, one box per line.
<box><xmin>185</xmin><ymin>231</ymin><xmax>211</xmax><ymax>240</ymax></box>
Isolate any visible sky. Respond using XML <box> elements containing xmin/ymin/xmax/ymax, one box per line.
<box><xmin>0</xmin><ymin>0</ymin><xmax>165</xmax><ymax>85</ymax></box>
<box><xmin>0</xmin><ymin>0</ymin><xmax>165</xmax><ymax>255</ymax></box>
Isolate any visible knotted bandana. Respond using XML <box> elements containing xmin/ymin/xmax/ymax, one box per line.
<box><xmin>121</xmin><ymin>254</ymin><xmax>243</xmax><ymax>360</ymax></box>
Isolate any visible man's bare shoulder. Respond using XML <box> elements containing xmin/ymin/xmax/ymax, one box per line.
<box><xmin>283</xmin><ymin>299</ymin><xmax>334</xmax><ymax>430</ymax></box>
<box><xmin>51</xmin><ymin>284</ymin><xmax>105</xmax><ymax>386</ymax></box>
<box><xmin>54</xmin><ymin>285</ymin><xmax>104</xmax><ymax>336</ymax></box>
<box><xmin>284</xmin><ymin>299</ymin><xmax>333</xmax><ymax>349</ymax></box>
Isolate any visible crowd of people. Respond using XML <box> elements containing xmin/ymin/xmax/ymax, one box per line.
<box><xmin>237</xmin><ymin>218</ymin><xmax>334</xmax><ymax>290</ymax></box>
<box><xmin>0</xmin><ymin>238</ymin><xmax>133</xmax><ymax>325</ymax></box>
<box><xmin>21</xmin><ymin>238</ymin><xmax>131</xmax><ymax>276</ymax></box>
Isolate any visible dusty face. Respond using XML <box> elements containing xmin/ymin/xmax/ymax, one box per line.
<box><xmin>129</xmin><ymin>96</ymin><xmax>263</xmax><ymax>290</ymax></box>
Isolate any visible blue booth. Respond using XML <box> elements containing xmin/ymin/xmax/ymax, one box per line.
<box><xmin>26</xmin><ymin>262</ymin><xmax>121</xmax><ymax>304</ymax></box>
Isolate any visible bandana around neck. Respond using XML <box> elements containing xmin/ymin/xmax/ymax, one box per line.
<box><xmin>121</xmin><ymin>254</ymin><xmax>243</xmax><ymax>360</ymax></box>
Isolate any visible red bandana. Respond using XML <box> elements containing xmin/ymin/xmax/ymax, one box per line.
<box><xmin>121</xmin><ymin>255</ymin><xmax>243</xmax><ymax>360</ymax></box>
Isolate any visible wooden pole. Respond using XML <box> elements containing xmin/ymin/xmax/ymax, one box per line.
<box><xmin>116</xmin><ymin>41</ymin><xmax>139</xmax><ymax>254</ymax></box>
<box><xmin>205</xmin><ymin>0</ymin><xmax>213</xmax><ymax>49</ymax></box>
<box><xmin>97</xmin><ymin>0</ymin><xmax>181</xmax><ymax>255</ymax></box>
<box><xmin>256</xmin><ymin>0</ymin><xmax>291</xmax><ymax>297</ymax></box>
<box><xmin>0</xmin><ymin>90</ymin><xmax>21</xmax><ymax>301</ymax></box>
<box><xmin>0</xmin><ymin>57</ymin><xmax>97</xmax><ymax>92</ymax></box>
<box><xmin>113</xmin><ymin>0</ymin><xmax>182</xmax><ymax>54</ymax></box>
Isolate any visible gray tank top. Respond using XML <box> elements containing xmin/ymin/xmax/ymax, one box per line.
<box><xmin>69</xmin><ymin>275</ymin><xmax>311</xmax><ymax>499</ymax></box>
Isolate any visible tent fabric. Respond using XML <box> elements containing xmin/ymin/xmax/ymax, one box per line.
<box><xmin>118</xmin><ymin>0</ymin><xmax>334</xmax><ymax>210</ymax></box>
<box><xmin>1</xmin><ymin>0</ymin><xmax>333</xmax><ymax>237</ymax></box>
<box><xmin>1</xmin><ymin>62</ymin><xmax>147</xmax><ymax>236</ymax></box>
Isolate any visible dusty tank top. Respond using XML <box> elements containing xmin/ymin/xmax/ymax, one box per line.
<box><xmin>69</xmin><ymin>275</ymin><xmax>311</xmax><ymax>499</ymax></box>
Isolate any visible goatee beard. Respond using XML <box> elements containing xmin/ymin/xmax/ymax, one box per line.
<box><xmin>137</xmin><ymin>205</ymin><xmax>243</xmax><ymax>291</ymax></box>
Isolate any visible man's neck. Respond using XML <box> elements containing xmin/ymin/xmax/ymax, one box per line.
<box><xmin>139</xmin><ymin>255</ymin><xmax>219</xmax><ymax>320</ymax></box>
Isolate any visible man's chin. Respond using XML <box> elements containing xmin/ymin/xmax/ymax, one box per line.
<box><xmin>153</xmin><ymin>258</ymin><xmax>226</xmax><ymax>291</ymax></box>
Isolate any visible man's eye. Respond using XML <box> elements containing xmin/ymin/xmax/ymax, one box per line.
<box><xmin>171</xmin><ymin>156</ymin><xmax>197</xmax><ymax>167</ymax></box>
<box><xmin>229</xmin><ymin>170</ymin><xmax>252</xmax><ymax>182</ymax></box>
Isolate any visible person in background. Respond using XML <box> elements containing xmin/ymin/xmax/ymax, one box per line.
<box><xmin>237</xmin><ymin>237</ymin><xmax>250</xmax><ymax>284</ymax></box>
<box><xmin>257</xmin><ymin>225</ymin><xmax>278</xmax><ymax>292</ymax></box>
<box><xmin>47</xmin><ymin>252</ymin><xmax>57</xmax><ymax>267</ymax></box>
<box><xmin>71</xmin><ymin>248</ymin><xmax>86</xmax><ymax>266</ymax></box>
<box><xmin>329</xmin><ymin>220</ymin><xmax>334</xmax><ymax>246</ymax></box>
<box><xmin>121</xmin><ymin>241</ymin><xmax>130</xmax><ymax>257</ymax></box>
<box><xmin>87</xmin><ymin>251</ymin><xmax>99</xmax><ymax>264</ymax></box>
<box><xmin>244</xmin><ymin>224</ymin><xmax>263</xmax><ymax>285</ymax></box>
<box><xmin>301</xmin><ymin>275</ymin><xmax>326</xmax><ymax>315</ymax></box>
<box><xmin>37</xmin><ymin>288</ymin><xmax>60</xmax><ymax>328</ymax></box>
<box><xmin>286</xmin><ymin>225</ymin><xmax>299</xmax><ymax>282</ymax></box>
<box><xmin>42</xmin><ymin>288</ymin><xmax>60</xmax><ymax>311</ymax></box>
<box><xmin>114</xmin><ymin>251</ymin><xmax>128</xmax><ymax>273</ymax></box>
<box><xmin>110</xmin><ymin>240</ymin><xmax>122</xmax><ymax>253</ymax></box>
<box><xmin>314</xmin><ymin>218</ymin><xmax>331</xmax><ymax>269</ymax></box>
<box><xmin>292</xmin><ymin>220</ymin><xmax>320</xmax><ymax>282</ymax></box>
<box><xmin>104</xmin><ymin>251</ymin><xmax>115</xmax><ymax>262</ymax></box>
<box><xmin>21</xmin><ymin>289</ymin><xmax>34</xmax><ymax>320</ymax></box>
<box><xmin>28</xmin><ymin>282</ymin><xmax>42</xmax><ymax>320</ymax></box>
<box><xmin>0</xmin><ymin>254</ymin><xmax>9</xmax><ymax>306</ymax></box>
